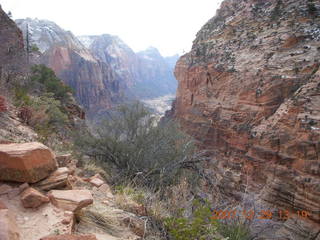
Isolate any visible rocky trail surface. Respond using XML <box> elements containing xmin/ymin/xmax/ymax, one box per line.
<box><xmin>0</xmin><ymin>142</ymin><xmax>145</xmax><ymax>240</ymax></box>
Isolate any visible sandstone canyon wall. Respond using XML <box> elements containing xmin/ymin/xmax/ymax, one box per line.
<box><xmin>16</xmin><ymin>19</ymin><xmax>124</xmax><ymax>116</ymax></box>
<box><xmin>174</xmin><ymin>0</ymin><xmax>320</xmax><ymax>238</ymax></box>
<box><xmin>0</xmin><ymin>5</ymin><xmax>26</xmax><ymax>90</ymax></box>
<box><xmin>15</xmin><ymin>19</ymin><xmax>178</xmax><ymax>116</ymax></box>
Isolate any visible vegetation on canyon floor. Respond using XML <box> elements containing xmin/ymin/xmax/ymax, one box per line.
<box><xmin>74</xmin><ymin>101</ymin><xmax>252</xmax><ymax>239</ymax></box>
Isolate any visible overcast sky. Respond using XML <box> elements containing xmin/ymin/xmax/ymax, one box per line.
<box><xmin>0</xmin><ymin>0</ymin><xmax>222</xmax><ymax>56</ymax></box>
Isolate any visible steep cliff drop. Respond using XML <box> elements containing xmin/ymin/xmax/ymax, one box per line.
<box><xmin>0</xmin><ymin>5</ymin><xmax>26</xmax><ymax>88</ymax></box>
<box><xmin>174</xmin><ymin>0</ymin><xmax>320</xmax><ymax>238</ymax></box>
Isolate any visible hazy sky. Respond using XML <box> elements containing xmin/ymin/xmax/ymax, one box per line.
<box><xmin>1</xmin><ymin>0</ymin><xmax>222</xmax><ymax>56</ymax></box>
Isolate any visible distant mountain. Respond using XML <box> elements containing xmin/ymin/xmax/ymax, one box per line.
<box><xmin>78</xmin><ymin>34</ymin><xmax>139</xmax><ymax>93</ymax></box>
<box><xmin>78</xmin><ymin>35</ymin><xmax>178</xmax><ymax>99</ymax></box>
<box><xmin>15</xmin><ymin>18</ymin><xmax>178</xmax><ymax>117</ymax></box>
<box><xmin>16</xmin><ymin>19</ymin><xmax>125</xmax><ymax>116</ymax></box>
<box><xmin>136</xmin><ymin>47</ymin><xmax>177</xmax><ymax>98</ymax></box>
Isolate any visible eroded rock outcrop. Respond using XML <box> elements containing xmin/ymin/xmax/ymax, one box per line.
<box><xmin>174</xmin><ymin>0</ymin><xmax>320</xmax><ymax>238</ymax></box>
<box><xmin>0</xmin><ymin>5</ymin><xmax>26</xmax><ymax>83</ymax></box>
<box><xmin>0</xmin><ymin>142</ymin><xmax>57</xmax><ymax>183</ymax></box>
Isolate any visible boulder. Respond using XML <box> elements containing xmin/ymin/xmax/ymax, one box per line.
<box><xmin>20</xmin><ymin>187</ymin><xmax>49</xmax><ymax>208</ymax></box>
<box><xmin>48</xmin><ymin>190</ymin><xmax>93</xmax><ymax>212</ymax></box>
<box><xmin>40</xmin><ymin>234</ymin><xmax>97</xmax><ymax>240</ymax></box>
<box><xmin>0</xmin><ymin>209</ymin><xmax>20</xmax><ymax>240</ymax></box>
<box><xmin>0</xmin><ymin>142</ymin><xmax>57</xmax><ymax>183</ymax></box>
<box><xmin>36</xmin><ymin>167</ymin><xmax>70</xmax><ymax>191</ymax></box>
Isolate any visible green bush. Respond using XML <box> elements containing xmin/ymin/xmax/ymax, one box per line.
<box><xmin>74</xmin><ymin>102</ymin><xmax>197</xmax><ymax>189</ymax></box>
<box><xmin>217</xmin><ymin>221</ymin><xmax>251</xmax><ymax>240</ymax></box>
<box><xmin>30</xmin><ymin>64</ymin><xmax>73</xmax><ymax>101</ymax></box>
<box><xmin>165</xmin><ymin>201</ymin><xmax>251</xmax><ymax>240</ymax></box>
<box><xmin>164</xmin><ymin>200</ymin><xmax>221</xmax><ymax>240</ymax></box>
<box><xmin>14</xmin><ymin>86</ymin><xmax>31</xmax><ymax>106</ymax></box>
<box><xmin>29</xmin><ymin>93</ymin><xmax>68</xmax><ymax>127</ymax></box>
<box><xmin>30</xmin><ymin>44</ymin><xmax>40</xmax><ymax>52</ymax></box>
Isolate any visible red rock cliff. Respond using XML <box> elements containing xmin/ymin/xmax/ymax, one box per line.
<box><xmin>0</xmin><ymin>5</ymin><xmax>26</xmax><ymax>87</ymax></box>
<box><xmin>175</xmin><ymin>0</ymin><xmax>320</xmax><ymax>238</ymax></box>
<box><xmin>15</xmin><ymin>19</ymin><xmax>123</xmax><ymax>117</ymax></box>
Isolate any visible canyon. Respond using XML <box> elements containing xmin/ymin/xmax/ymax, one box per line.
<box><xmin>0</xmin><ymin>7</ymin><xmax>147</xmax><ymax>239</ymax></box>
<box><xmin>1</xmin><ymin>0</ymin><xmax>320</xmax><ymax>239</ymax></box>
<box><xmin>16</xmin><ymin>19</ymin><xmax>177</xmax><ymax>117</ymax></box>
<box><xmin>174</xmin><ymin>0</ymin><xmax>320</xmax><ymax>238</ymax></box>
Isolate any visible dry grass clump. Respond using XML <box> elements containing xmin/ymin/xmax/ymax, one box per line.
<box><xmin>82</xmin><ymin>161</ymin><xmax>110</xmax><ymax>180</ymax></box>
<box><xmin>76</xmin><ymin>203</ymin><xmax>121</xmax><ymax>237</ymax></box>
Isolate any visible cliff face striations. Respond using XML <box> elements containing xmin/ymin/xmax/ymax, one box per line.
<box><xmin>174</xmin><ymin>0</ymin><xmax>320</xmax><ymax>238</ymax></box>
<box><xmin>0</xmin><ymin>6</ymin><xmax>26</xmax><ymax>86</ymax></box>
<box><xmin>16</xmin><ymin>19</ymin><xmax>123</xmax><ymax>115</ymax></box>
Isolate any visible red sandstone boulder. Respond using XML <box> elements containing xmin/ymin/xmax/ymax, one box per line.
<box><xmin>40</xmin><ymin>234</ymin><xmax>97</xmax><ymax>240</ymax></box>
<box><xmin>20</xmin><ymin>187</ymin><xmax>49</xmax><ymax>208</ymax></box>
<box><xmin>0</xmin><ymin>209</ymin><xmax>20</xmax><ymax>240</ymax></box>
<box><xmin>48</xmin><ymin>190</ymin><xmax>93</xmax><ymax>212</ymax></box>
<box><xmin>0</xmin><ymin>142</ymin><xmax>57</xmax><ymax>183</ymax></box>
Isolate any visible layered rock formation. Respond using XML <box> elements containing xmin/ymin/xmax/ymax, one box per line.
<box><xmin>174</xmin><ymin>0</ymin><xmax>320</xmax><ymax>238</ymax></box>
<box><xmin>78</xmin><ymin>34</ymin><xmax>138</xmax><ymax>90</ymax></box>
<box><xmin>0</xmin><ymin>5</ymin><xmax>26</xmax><ymax>90</ymax></box>
<box><xmin>0</xmin><ymin>142</ymin><xmax>145</xmax><ymax>240</ymax></box>
<box><xmin>16</xmin><ymin>19</ymin><xmax>123</xmax><ymax>115</ymax></box>
<box><xmin>15</xmin><ymin>20</ymin><xmax>178</xmax><ymax>116</ymax></box>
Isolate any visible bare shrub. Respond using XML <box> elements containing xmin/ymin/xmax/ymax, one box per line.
<box><xmin>74</xmin><ymin>102</ymin><xmax>207</xmax><ymax>190</ymax></box>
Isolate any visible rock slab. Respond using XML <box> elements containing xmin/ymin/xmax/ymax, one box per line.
<box><xmin>20</xmin><ymin>187</ymin><xmax>49</xmax><ymax>208</ymax></box>
<box><xmin>0</xmin><ymin>142</ymin><xmax>57</xmax><ymax>183</ymax></box>
<box><xmin>36</xmin><ymin>167</ymin><xmax>70</xmax><ymax>191</ymax></box>
<box><xmin>48</xmin><ymin>190</ymin><xmax>93</xmax><ymax>212</ymax></box>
